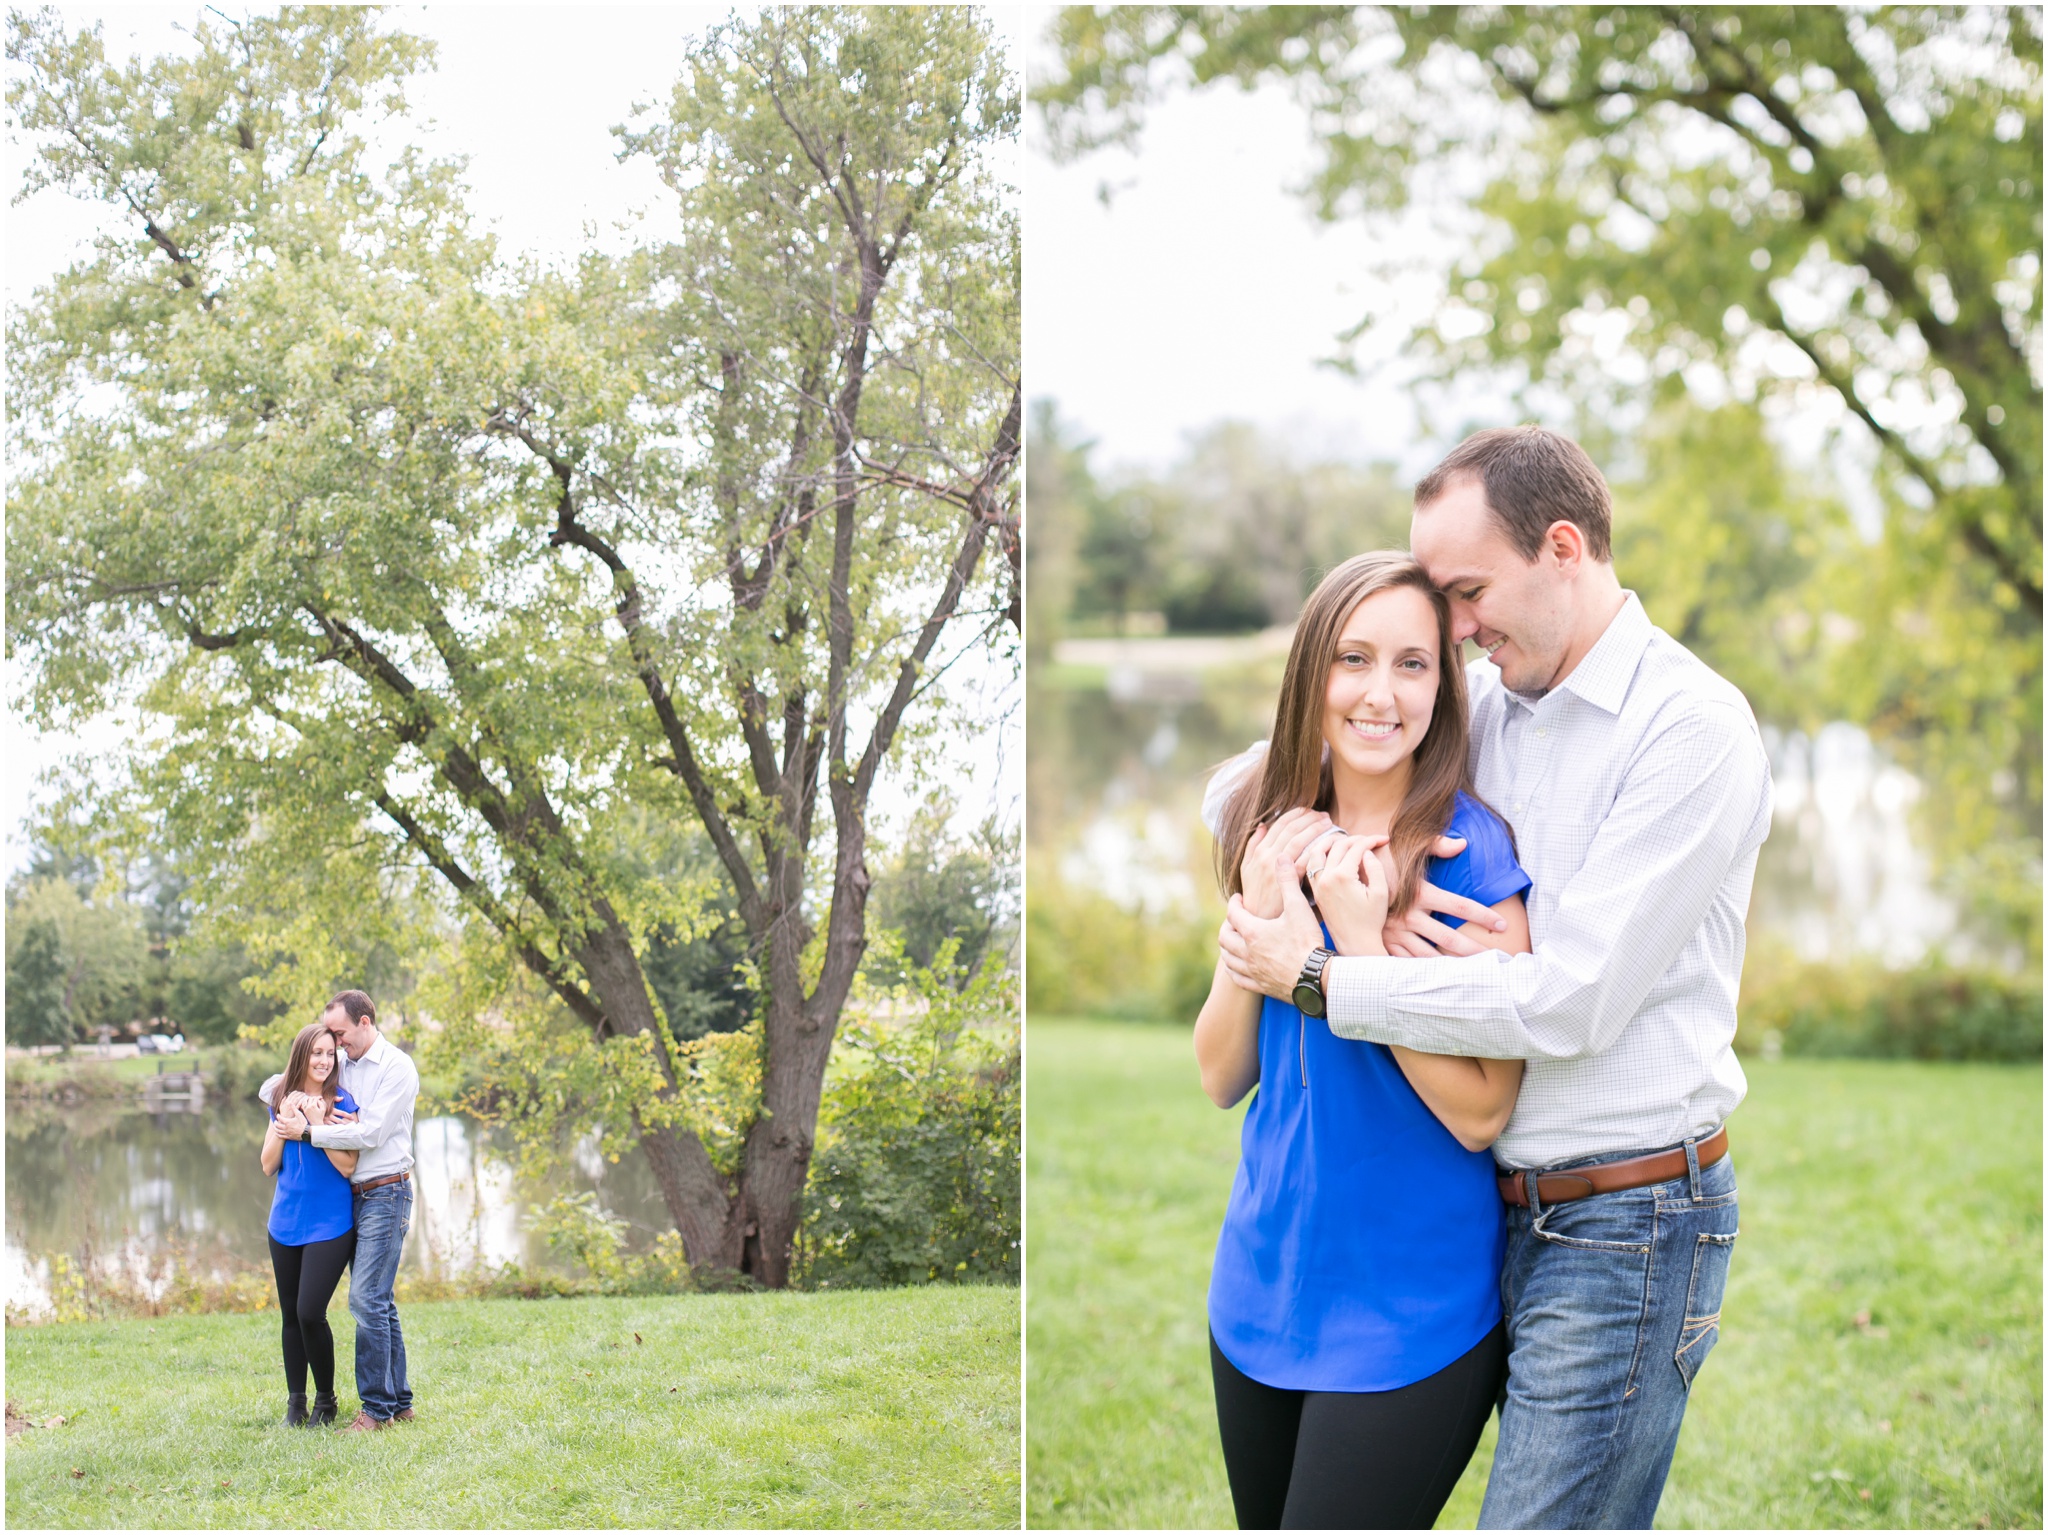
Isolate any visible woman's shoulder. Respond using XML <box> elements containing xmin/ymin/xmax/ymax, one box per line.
<box><xmin>1446</xmin><ymin>790</ymin><xmax>1514</xmax><ymax>849</ymax></box>
<box><xmin>1431</xmin><ymin>791</ymin><xmax>1531</xmax><ymax>907</ymax></box>
<box><xmin>336</xmin><ymin>1088</ymin><xmax>360</xmax><ymax>1111</ymax></box>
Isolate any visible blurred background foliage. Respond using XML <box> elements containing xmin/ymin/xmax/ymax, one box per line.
<box><xmin>1027</xmin><ymin>4</ymin><xmax>2041</xmax><ymax>1054</ymax></box>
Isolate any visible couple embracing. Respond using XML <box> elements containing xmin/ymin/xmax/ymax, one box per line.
<box><xmin>1196</xmin><ymin>426</ymin><xmax>1771</xmax><ymax>1529</ymax></box>
<box><xmin>257</xmin><ymin>989</ymin><xmax>420</xmax><ymax>1433</ymax></box>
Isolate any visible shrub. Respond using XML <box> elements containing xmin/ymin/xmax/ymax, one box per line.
<box><xmin>1738</xmin><ymin>955</ymin><xmax>2042</xmax><ymax>1062</ymax></box>
<box><xmin>8</xmin><ymin>1239</ymin><xmax>274</xmax><ymax>1326</ymax></box>
<box><xmin>1025</xmin><ymin>870</ymin><xmax>1213</xmax><ymax>1024</ymax></box>
<box><xmin>522</xmin><ymin>1192</ymin><xmax>696</xmax><ymax>1296</ymax></box>
<box><xmin>798</xmin><ymin>948</ymin><xmax>1019</xmax><ymax>1289</ymax></box>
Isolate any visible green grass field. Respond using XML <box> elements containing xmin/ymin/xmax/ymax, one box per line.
<box><xmin>1025</xmin><ymin>1021</ymin><xmax>2042</xmax><ymax>1530</ymax></box>
<box><xmin>7</xmin><ymin>1285</ymin><xmax>1019</xmax><ymax>1529</ymax></box>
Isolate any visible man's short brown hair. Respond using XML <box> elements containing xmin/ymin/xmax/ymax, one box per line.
<box><xmin>1413</xmin><ymin>425</ymin><xmax>1613</xmax><ymax>563</ymax></box>
<box><xmin>325</xmin><ymin>989</ymin><xmax>376</xmax><ymax>1027</ymax></box>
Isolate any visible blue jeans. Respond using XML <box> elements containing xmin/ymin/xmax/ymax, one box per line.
<box><xmin>348</xmin><ymin>1181</ymin><xmax>413</xmax><ymax>1420</ymax></box>
<box><xmin>1480</xmin><ymin>1140</ymin><xmax>1738</xmax><ymax>1529</ymax></box>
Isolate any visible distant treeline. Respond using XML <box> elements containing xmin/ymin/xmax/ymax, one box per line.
<box><xmin>1028</xmin><ymin>870</ymin><xmax>2041</xmax><ymax>1064</ymax></box>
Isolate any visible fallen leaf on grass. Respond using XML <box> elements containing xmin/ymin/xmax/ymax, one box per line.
<box><xmin>70</xmin><ymin>1468</ymin><xmax>86</xmax><ymax>1479</ymax></box>
<box><xmin>634</xmin><ymin>1333</ymin><xmax>642</xmax><ymax>1345</ymax></box>
<box><xmin>1859</xmin><ymin>1489</ymin><xmax>1872</xmax><ymax>1501</ymax></box>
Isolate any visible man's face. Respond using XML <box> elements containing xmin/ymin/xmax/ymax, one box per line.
<box><xmin>1410</xmin><ymin>475</ymin><xmax>1574</xmax><ymax>694</ymax></box>
<box><xmin>323</xmin><ymin>1005</ymin><xmax>373</xmax><ymax>1061</ymax></box>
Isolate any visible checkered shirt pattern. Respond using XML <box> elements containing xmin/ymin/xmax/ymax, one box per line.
<box><xmin>1204</xmin><ymin>594</ymin><xmax>1774</xmax><ymax>1170</ymax></box>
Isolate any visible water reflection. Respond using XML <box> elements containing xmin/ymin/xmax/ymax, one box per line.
<box><xmin>1033</xmin><ymin>634</ymin><xmax>1978</xmax><ymax>963</ymax></box>
<box><xmin>5</xmin><ymin>1091</ymin><xmax>673</xmax><ymax>1318</ymax></box>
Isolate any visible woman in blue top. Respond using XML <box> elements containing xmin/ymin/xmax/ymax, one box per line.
<box><xmin>260</xmin><ymin>1021</ymin><xmax>360</xmax><ymax>1428</ymax></box>
<box><xmin>1195</xmin><ymin>551</ymin><xmax>1534</xmax><ymax>1529</ymax></box>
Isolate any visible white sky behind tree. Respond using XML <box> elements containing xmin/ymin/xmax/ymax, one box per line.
<box><xmin>1023</xmin><ymin>22</ymin><xmax>1889</xmax><ymax>514</ymax></box>
<box><xmin>4</xmin><ymin>3</ymin><xmax>1025</xmax><ymax>877</ymax></box>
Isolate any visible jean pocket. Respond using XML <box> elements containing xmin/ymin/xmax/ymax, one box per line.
<box><xmin>1674</xmin><ymin>1231</ymin><xmax>1737</xmax><ymax>1388</ymax></box>
<box><xmin>1530</xmin><ymin>1188</ymin><xmax>1655</xmax><ymax>1253</ymax></box>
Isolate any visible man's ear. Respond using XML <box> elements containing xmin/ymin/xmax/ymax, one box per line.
<box><xmin>1543</xmin><ymin>519</ymin><xmax>1587</xmax><ymax>576</ymax></box>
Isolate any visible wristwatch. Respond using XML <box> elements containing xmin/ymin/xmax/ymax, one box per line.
<box><xmin>299</xmin><ymin>1124</ymin><xmax>314</xmax><ymax>1144</ymax></box>
<box><xmin>1292</xmin><ymin>947</ymin><xmax>1336</xmax><ymax>1019</ymax></box>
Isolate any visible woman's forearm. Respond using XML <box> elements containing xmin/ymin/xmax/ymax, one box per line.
<box><xmin>1195</xmin><ymin>955</ymin><xmax>1263</xmax><ymax>1108</ymax></box>
<box><xmin>1389</xmin><ymin>1049</ymin><xmax>1524</xmax><ymax>1152</ymax></box>
<box><xmin>259</xmin><ymin>1124</ymin><xmax>284</xmax><ymax>1176</ymax></box>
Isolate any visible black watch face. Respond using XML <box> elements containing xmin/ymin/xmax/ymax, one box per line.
<box><xmin>1292</xmin><ymin>981</ymin><xmax>1326</xmax><ymax>1018</ymax></box>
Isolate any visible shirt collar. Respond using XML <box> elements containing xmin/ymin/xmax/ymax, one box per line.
<box><xmin>352</xmin><ymin>1033</ymin><xmax>390</xmax><ymax>1070</ymax></box>
<box><xmin>1550</xmin><ymin>592</ymin><xmax>1652</xmax><ymax>716</ymax></box>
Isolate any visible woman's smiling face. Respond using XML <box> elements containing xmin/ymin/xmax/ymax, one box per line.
<box><xmin>1321</xmin><ymin>584</ymin><xmax>1440</xmax><ymax>780</ymax></box>
<box><xmin>308</xmin><ymin>1035</ymin><xmax>336</xmax><ymax>1085</ymax></box>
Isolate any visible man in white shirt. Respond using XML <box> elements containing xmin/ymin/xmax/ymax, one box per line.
<box><xmin>1218</xmin><ymin>425</ymin><xmax>1771</xmax><ymax>1528</ymax></box>
<box><xmin>271</xmin><ymin>989</ymin><xmax>420</xmax><ymax>1433</ymax></box>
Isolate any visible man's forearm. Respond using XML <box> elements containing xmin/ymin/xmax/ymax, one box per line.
<box><xmin>1321</xmin><ymin>951</ymin><xmax>1559</xmax><ymax>1059</ymax></box>
<box><xmin>307</xmin><ymin>1111</ymin><xmax>385</xmax><ymax>1151</ymax></box>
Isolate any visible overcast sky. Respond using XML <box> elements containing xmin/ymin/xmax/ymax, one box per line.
<box><xmin>4</xmin><ymin>4</ymin><xmax>1025</xmax><ymax>876</ymax></box>
<box><xmin>1023</xmin><ymin>24</ymin><xmax>1509</xmax><ymax>482</ymax></box>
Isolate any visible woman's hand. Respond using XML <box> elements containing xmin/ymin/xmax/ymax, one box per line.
<box><xmin>1241</xmin><ymin>808</ymin><xmax>1340</xmax><ymax>919</ymax></box>
<box><xmin>1308</xmin><ymin>835</ymin><xmax>1392</xmax><ymax>957</ymax></box>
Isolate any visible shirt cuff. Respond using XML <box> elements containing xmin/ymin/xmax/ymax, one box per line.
<box><xmin>1321</xmin><ymin>954</ymin><xmax>1397</xmax><ymax>1042</ymax></box>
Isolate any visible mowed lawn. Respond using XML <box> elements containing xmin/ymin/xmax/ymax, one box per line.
<box><xmin>8</xmin><ymin>1285</ymin><xmax>1019</xmax><ymax>1529</ymax></box>
<box><xmin>1026</xmin><ymin>1020</ymin><xmax>2041</xmax><ymax>1530</ymax></box>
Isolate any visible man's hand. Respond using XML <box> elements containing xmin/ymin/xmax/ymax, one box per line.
<box><xmin>274</xmin><ymin>1104</ymin><xmax>308</xmax><ymax>1137</ymax></box>
<box><xmin>1374</xmin><ymin>834</ymin><xmax>1510</xmax><ymax>957</ymax></box>
<box><xmin>1220</xmin><ymin>848</ymin><xmax>1325</xmax><ymax>999</ymax></box>
<box><xmin>1239</xmin><ymin>807</ymin><xmax>1341</xmax><ymax>919</ymax></box>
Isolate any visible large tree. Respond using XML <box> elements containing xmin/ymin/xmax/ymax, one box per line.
<box><xmin>1039</xmin><ymin>5</ymin><xmax>2041</xmax><ymax>948</ymax></box>
<box><xmin>7</xmin><ymin>5</ymin><xmax>1019</xmax><ymax>1284</ymax></box>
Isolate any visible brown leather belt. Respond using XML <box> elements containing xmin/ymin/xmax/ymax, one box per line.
<box><xmin>1497</xmin><ymin>1128</ymin><xmax>1728</xmax><ymax>1208</ymax></box>
<box><xmin>354</xmin><ymin>1171</ymin><xmax>411</xmax><ymax>1193</ymax></box>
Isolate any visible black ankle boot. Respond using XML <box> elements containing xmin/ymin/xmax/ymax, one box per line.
<box><xmin>308</xmin><ymin>1392</ymin><xmax>337</xmax><ymax>1428</ymax></box>
<box><xmin>284</xmin><ymin>1393</ymin><xmax>309</xmax><ymax>1428</ymax></box>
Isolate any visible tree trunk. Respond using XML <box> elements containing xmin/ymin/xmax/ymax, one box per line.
<box><xmin>571</xmin><ymin>914</ymin><xmax>744</xmax><ymax>1274</ymax></box>
<box><xmin>734</xmin><ymin>984</ymin><xmax>841</xmax><ymax>1287</ymax></box>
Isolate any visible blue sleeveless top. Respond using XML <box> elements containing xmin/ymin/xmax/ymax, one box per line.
<box><xmin>1208</xmin><ymin>792</ymin><xmax>1532</xmax><ymax>1391</ymax></box>
<box><xmin>268</xmin><ymin>1088</ymin><xmax>360</xmax><ymax>1246</ymax></box>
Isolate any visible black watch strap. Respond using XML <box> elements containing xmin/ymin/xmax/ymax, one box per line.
<box><xmin>1292</xmin><ymin>947</ymin><xmax>1335</xmax><ymax>1018</ymax></box>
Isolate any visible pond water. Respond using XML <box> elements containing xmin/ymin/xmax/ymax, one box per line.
<box><xmin>3</xmin><ymin>1085</ymin><xmax>674</xmax><ymax>1319</ymax></box>
<box><xmin>1032</xmin><ymin>631</ymin><xmax>1982</xmax><ymax>966</ymax></box>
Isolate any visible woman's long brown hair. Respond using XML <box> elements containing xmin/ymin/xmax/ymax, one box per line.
<box><xmin>280</xmin><ymin>1021</ymin><xmax>343</xmax><ymax>1110</ymax></box>
<box><xmin>1214</xmin><ymin>551</ymin><xmax>1499</xmax><ymax>919</ymax></box>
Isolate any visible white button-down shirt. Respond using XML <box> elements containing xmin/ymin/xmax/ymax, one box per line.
<box><xmin>1206</xmin><ymin>594</ymin><xmax>1773</xmax><ymax>1170</ymax></box>
<box><xmin>261</xmin><ymin>1032</ymin><xmax>419</xmax><ymax>1184</ymax></box>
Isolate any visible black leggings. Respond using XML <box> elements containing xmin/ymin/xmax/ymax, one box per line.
<box><xmin>1211</xmin><ymin>1322</ymin><xmax>1507</xmax><ymax>1530</ymax></box>
<box><xmin>268</xmin><ymin>1230</ymin><xmax>356</xmax><ymax>1396</ymax></box>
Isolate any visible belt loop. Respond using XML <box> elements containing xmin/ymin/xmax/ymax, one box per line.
<box><xmin>1527</xmin><ymin>1163</ymin><xmax>1546</xmax><ymax>1221</ymax></box>
<box><xmin>1684</xmin><ymin>1135</ymin><xmax>1703</xmax><ymax>1202</ymax></box>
